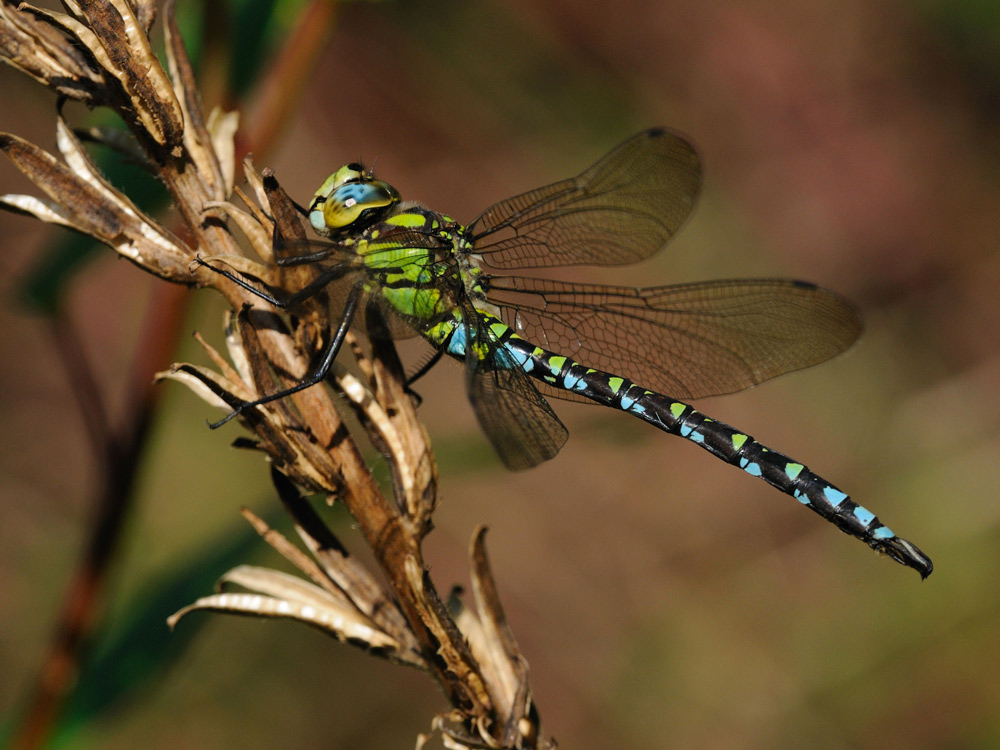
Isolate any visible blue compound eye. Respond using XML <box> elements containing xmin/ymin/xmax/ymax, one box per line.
<box><xmin>308</xmin><ymin>164</ymin><xmax>400</xmax><ymax>234</ymax></box>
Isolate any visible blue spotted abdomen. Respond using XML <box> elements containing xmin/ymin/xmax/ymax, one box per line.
<box><xmin>491</xmin><ymin>326</ymin><xmax>933</xmax><ymax>577</ymax></box>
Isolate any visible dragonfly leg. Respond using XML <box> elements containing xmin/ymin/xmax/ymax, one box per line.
<box><xmin>195</xmin><ymin>256</ymin><xmax>347</xmax><ymax>309</ymax></box>
<box><xmin>402</xmin><ymin>348</ymin><xmax>446</xmax><ymax>406</ymax></box>
<box><xmin>208</xmin><ymin>283</ymin><xmax>363</xmax><ymax>428</ymax></box>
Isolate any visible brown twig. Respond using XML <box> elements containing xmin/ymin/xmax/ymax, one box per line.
<box><xmin>0</xmin><ymin>2</ymin><xmax>546</xmax><ymax>747</ymax></box>
<box><xmin>1</xmin><ymin>2</ymin><xmax>341</xmax><ymax>748</ymax></box>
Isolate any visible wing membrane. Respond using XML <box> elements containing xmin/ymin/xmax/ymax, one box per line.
<box><xmin>485</xmin><ymin>276</ymin><xmax>863</xmax><ymax>400</ymax></box>
<box><xmin>463</xmin><ymin>309</ymin><xmax>568</xmax><ymax>469</ymax></box>
<box><xmin>469</xmin><ymin>129</ymin><xmax>702</xmax><ymax>269</ymax></box>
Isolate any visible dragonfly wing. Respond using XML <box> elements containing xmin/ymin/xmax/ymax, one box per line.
<box><xmin>463</xmin><ymin>313</ymin><xmax>568</xmax><ymax>470</ymax></box>
<box><xmin>485</xmin><ymin>276</ymin><xmax>863</xmax><ymax>400</ymax></box>
<box><xmin>469</xmin><ymin>128</ymin><xmax>701</xmax><ymax>269</ymax></box>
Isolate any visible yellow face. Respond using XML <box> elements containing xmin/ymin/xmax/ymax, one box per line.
<box><xmin>308</xmin><ymin>163</ymin><xmax>400</xmax><ymax>236</ymax></box>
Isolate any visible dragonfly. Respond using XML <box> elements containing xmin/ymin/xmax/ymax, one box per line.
<box><xmin>204</xmin><ymin>128</ymin><xmax>932</xmax><ymax>578</ymax></box>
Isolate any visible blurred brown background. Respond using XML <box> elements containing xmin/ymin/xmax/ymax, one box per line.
<box><xmin>2</xmin><ymin>0</ymin><xmax>998</xmax><ymax>747</ymax></box>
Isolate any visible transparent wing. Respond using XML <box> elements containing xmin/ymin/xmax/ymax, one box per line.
<box><xmin>463</xmin><ymin>308</ymin><xmax>568</xmax><ymax>470</ymax></box>
<box><xmin>469</xmin><ymin>128</ymin><xmax>702</xmax><ymax>269</ymax></box>
<box><xmin>484</xmin><ymin>276</ymin><xmax>863</xmax><ymax>400</ymax></box>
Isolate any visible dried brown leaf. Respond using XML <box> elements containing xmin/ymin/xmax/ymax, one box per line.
<box><xmin>79</xmin><ymin>1</ymin><xmax>184</xmax><ymax>150</ymax></box>
<box><xmin>163</xmin><ymin>0</ymin><xmax>228</xmax><ymax>193</ymax></box>
<box><xmin>0</xmin><ymin>3</ymin><xmax>105</xmax><ymax>99</ymax></box>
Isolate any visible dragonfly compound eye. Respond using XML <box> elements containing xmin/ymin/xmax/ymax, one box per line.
<box><xmin>309</xmin><ymin>167</ymin><xmax>400</xmax><ymax>235</ymax></box>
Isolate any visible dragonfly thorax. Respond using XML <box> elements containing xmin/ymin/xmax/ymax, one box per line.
<box><xmin>309</xmin><ymin>163</ymin><xmax>401</xmax><ymax>237</ymax></box>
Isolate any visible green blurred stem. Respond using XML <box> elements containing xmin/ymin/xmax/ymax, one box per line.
<box><xmin>12</xmin><ymin>285</ymin><xmax>185</xmax><ymax>750</ymax></box>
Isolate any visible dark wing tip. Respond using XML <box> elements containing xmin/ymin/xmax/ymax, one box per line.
<box><xmin>790</xmin><ymin>279</ymin><xmax>820</xmax><ymax>291</ymax></box>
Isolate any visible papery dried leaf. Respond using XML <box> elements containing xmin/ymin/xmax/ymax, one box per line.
<box><xmin>0</xmin><ymin>193</ymin><xmax>87</xmax><ymax>230</ymax></box>
<box><xmin>220</xmin><ymin>314</ymin><xmax>254</xmax><ymax>386</ymax></box>
<box><xmin>168</xmin><ymin>586</ymin><xmax>400</xmax><ymax>652</ymax></box>
<box><xmin>0</xmin><ymin>3</ymin><xmax>105</xmax><ymax>100</ymax></box>
<box><xmin>129</xmin><ymin>0</ymin><xmax>157</xmax><ymax>35</ymax></box>
<box><xmin>470</xmin><ymin>526</ymin><xmax>533</xmax><ymax>744</ymax></box>
<box><xmin>222</xmin><ymin>565</ymin><xmax>368</xmax><ymax>619</ymax></box>
<box><xmin>404</xmin><ymin>556</ymin><xmax>495</xmax><ymax>715</ymax></box>
<box><xmin>232</xmin><ymin>184</ymin><xmax>275</xmax><ymax>245</ymax></box>
<box><xmin>1</xmin><ymin>131</ymin><xmax>125</xmax><ymax>237</ymax></box>
<box><xmin>55</xmin><ymin>117</ymin><xmax>151</xmax><ymax>218</ymax></box>
<box><xmin>163</xmin><ymin>0</ymin><xmax>227</xmax><ymax>194</ymax></box>
<box><xmin>217</xmin><ymin>564</ymin><xmax>409</xmax><ymax>661</ymax></box>
<box><xmin>200</xmin><ymin>207</ymin><xmax>272</xmax><ymax>269</ymax></box>
<box><xmin>241</xmin><ymin>156</ymin><xmax>272</xmax><ymax>223</ymax></box>
<box><xmin>60</xmin><ymin>0</ymin><xmax>84</xmax><ymax>19</ymax></box>
<box><xmin>262</xmin><ymin>173</ymin><xmax>332</xmax><ymax>349</ymax></box>
<box><xmin>168</xmin><ymin>360</ymin><xmax>331</xmax><ymax>494</ymax></box>
<box><xmin>157</xmin><ymin>364</ymin><xmax>246</xmax><ymax>410</ymax></box>
<box><xmin>17</xmin><ymin>5</ymin><xmax>119</xmax><ymax>92</ymax></box>
<box><xmin>367</xmin><ymin>327</ymin><xmax>438</xmax><ymax>526</ymax></box>
<box><xmin>206</xmin><ymin>107</ymin><xmax>240</xmax><ymax>196</ymax></box>
<box><xmin>240</xmin><ymin>507</ymin><xmax>360</xmax><ymax>613</ymax></box>
<box><xmin>0</xmin><ymin>126</ymin><xmax>190</xmax><ymax>278</ymax></box>
<box><xmin>173</xmin><ymin>324</ymin><xmax>346</xmax><ymax>495</ymax></box>
<box><xmin>179</xmin><ymin>326</ymin><xmax>249</xmax><ymax>393</ymax></box>
<box><xmin>470</xmin><ymin>527</ymin><xmax>523</xmax><ymax>679</ymax></box>
<box><xmin>336</xmin><ymin>365</ymin><xmax>412</xmax><ymax>484</ymax></box>
<box><xmin>270</xmin><ymin>468</ymin><xmax>416</xmax><ymax>649</ymax></box>
<box><xmin>335</xmin><ymin>359</ymin><xmax>435</xmax><ymax>524</ymax></box>
<box><xmin>79</xmin><ymin>0</ymin><xmax>184</xmax><ymax>150</ymax></box>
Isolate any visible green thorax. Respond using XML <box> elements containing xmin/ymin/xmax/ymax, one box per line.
<box><xmin>307</xmin><ymin>163</ymin><xmax>495</xmax><ymax>346</ymax></box>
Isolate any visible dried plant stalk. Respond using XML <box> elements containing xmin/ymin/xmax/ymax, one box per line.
<box><xmin>0</xmin><ymin>2</ymin><xmax>548</xmax><ymax>747</ymax></box>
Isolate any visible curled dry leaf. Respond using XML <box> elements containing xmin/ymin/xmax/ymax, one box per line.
<box><xmin>0</xmin><ymin>2</ymin><xmax>106</xmax><ymax>101</ymax></box>
<box><xmin>0</xmin><ymin>116</ymin><xmax>190</xmax><ymax>278</ymax></box>
<box><xmin>167</xmin><ymin>565</ymin><xmax>403</xmax><ymax>654</ymax></box>
<box><xmin>169</xmin><ymin>501</ymin><xmax>426</xmax><ymax>669</ymax></box>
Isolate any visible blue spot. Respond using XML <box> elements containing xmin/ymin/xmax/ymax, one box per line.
<box><xmin>742</xmin><ymin>462</ymin><xmax>762</xmax><ymax>477</ymax></box>
<box><xmin>620</xmin><ymin>393</ymin><xmax>635</xmax><ymax>410</ymax></box>
<box><xmin>679</xmin><ymin>424</ymin><xmax>693</xmax><ymax>437</ymax></box>
<box><xmin>793</xmin><ymin>490</ymin><xmax>810</xmax><ymax>505</ymax></box>
<box><xmin>502</xmin><ymin>347</ymin><xmax>532</xmax><ymax>372</ymax></box>
<box><xmin>628</xmin><ymin>402</ymin><xmax>646</xmax><ymax>415</ymax></box>
<box><xmin>563</xmin><ymin>373</ymin><xmax>580</xmax><ymax>390</ymax></box>
<box><xmin>688</xmin><ymin>431</ymin><xmax>704</xmax><ymax>443</ymax></box>
<box><xmin>873</xmin><ymin>526</ymin><xmax>896</xmax><ymax>540</ymax></box>
<box><xmin>446</xmin><ymin>327</ymin><xmax>468</xmax><ymax>357</ymax></box>
<box><xmin>852</xmin><ymin>506</ymin><xmax>876</xmax><ymax>527</ymax></box>
<box><xmin>823</xmin><ymin>486</ymin><xmax>848</xmax><ymax>508</ymax></box>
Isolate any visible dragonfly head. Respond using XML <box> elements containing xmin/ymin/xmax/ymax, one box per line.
<box><xmin>308</xmin><ymin>163</ymin><xmax>400</xmax><ymax>237</ymax></box>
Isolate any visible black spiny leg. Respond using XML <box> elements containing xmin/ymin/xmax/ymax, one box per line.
<box><xmin>195</xmin><ymin>255</ymin><xmax>365</xmax><ymax>427</ymax></box>
<box><xmin>208</xmin><ymin>283</ymin><xmax>362</xmax><ymax>427</ymax></box>
<box><xmin>402</xmin><ymin>348</ymin><xmax>445</xmax><ymax>405</ymax></box>
<box><xmin>193</xmin><ymin>256</ymin><xmax>347</xmax><ymax>309</ymax></box>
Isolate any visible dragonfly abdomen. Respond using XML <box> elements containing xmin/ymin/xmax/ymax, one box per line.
<box><xmin>498</xmin><ymin>331</ymin><xmax>933</xmax><ymax>578</ymax></box>
<box><xmin>651</xmin><ymin>399</ymin><xmax>931</xmax><ymax>574</ymax></box>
